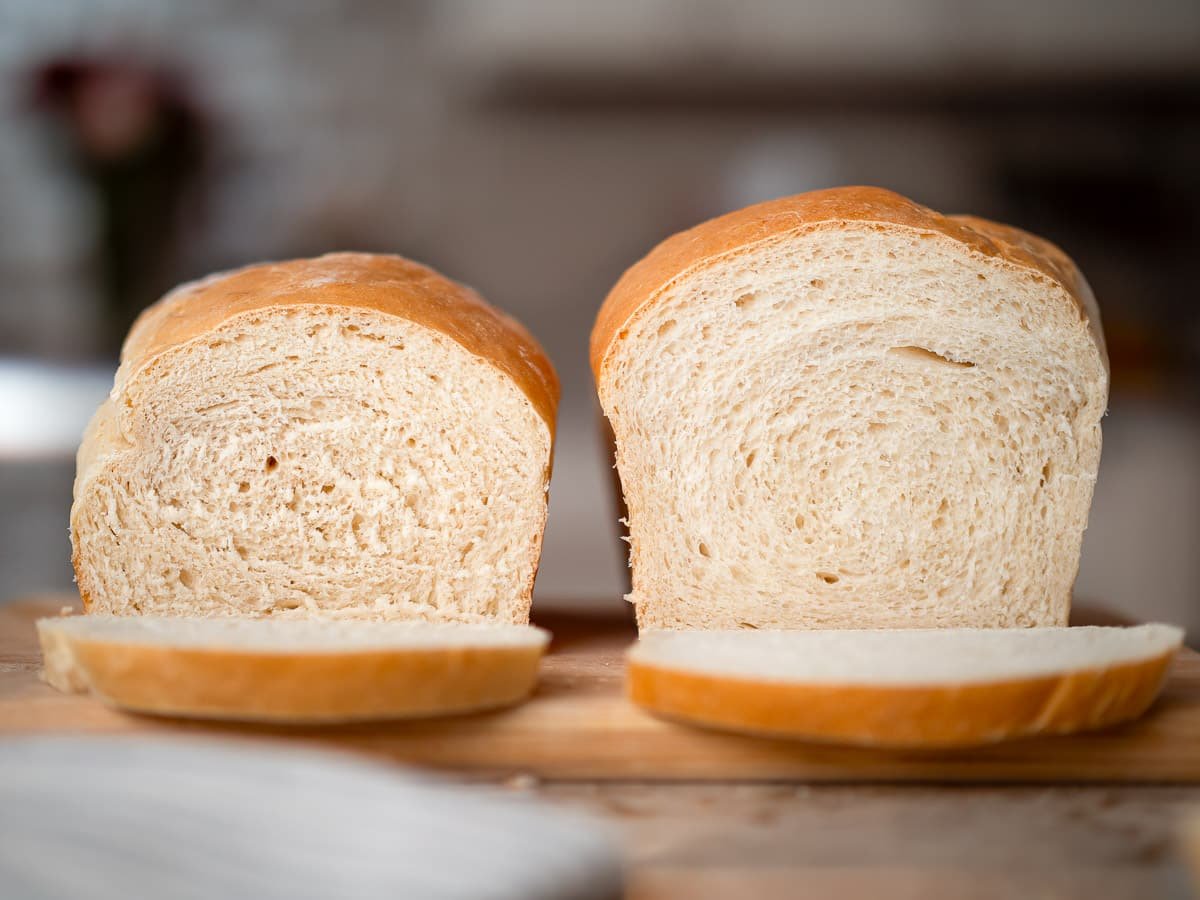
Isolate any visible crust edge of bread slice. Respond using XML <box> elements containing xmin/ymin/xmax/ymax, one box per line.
<box><xmin>38</xmin><ymin>616</ymin><xmax>549</xmax><ymax>724</ymax></box>
<box><xmin>627</xmin><ymin>625</ymin><xmax>1183</xmax><ymax>749</ymax></box>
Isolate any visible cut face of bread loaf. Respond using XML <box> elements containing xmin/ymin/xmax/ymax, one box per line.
<box><xmin>38</xmin><ymin>614</ymin><xmax>549</xmax><ymax>722</ymax></box>
<box><xmin>628</xmin><ymin>624</ymin><xmax>1183</xmax><ymax>747</ymax></box>
<box><xmin>72</xmin><ymin>254</ymin><xmax>558</xmax><ymax>623</ymax></box>
<box><xmin>592</xmin><ymin>187</ymin><xmax>1108</xmax><ymax>630</ymax></box>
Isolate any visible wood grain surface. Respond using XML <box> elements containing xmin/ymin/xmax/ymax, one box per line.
<box><xmin>2</xmin><ymin>598</ymin><xmax>1198</xmax><ymax>783</ymax></box>
<box><xmin>538</xmin><ymin>782</ymin><xmax>1200</xmax><ymax>900</ymax></box>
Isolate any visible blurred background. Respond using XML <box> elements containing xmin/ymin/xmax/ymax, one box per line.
<box><xmin>1</xmin><ymin>0</ymin><xmax>1197</xmax><ymax>635</ymax></box>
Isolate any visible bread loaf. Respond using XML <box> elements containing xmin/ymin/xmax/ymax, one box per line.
<box><xmin>72</xmin><ymin>253</ymin><xmax>558</xmax><ymax>623</ymax></box>
<box><xmin>38</xmin><ymin>614</ymin><xmax>549</xmax><ymax>722</ymax></box>
<box><xmin>592</xmin><ymin>187</ymin><xmax>1108</xmax><ymax>630</ymax></box>
<box><xmin>628</xmin><ymin>624</ymin><xmax>1182</xmax><ymax>747</ymax></box>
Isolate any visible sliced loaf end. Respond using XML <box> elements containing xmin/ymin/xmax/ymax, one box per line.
<box><xmin>38</xmin><ymin>615</ymin><xmax>550</xmax><ymax>723</ymax></box>
<box><xmin>627</xmin><ymin>624</ymin><xmax>1183</xmax><ymax>747</ymax></box>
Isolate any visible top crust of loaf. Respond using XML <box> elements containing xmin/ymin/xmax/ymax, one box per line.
<box><xmin>123</xmin><ymin>253</ymin><xmax>560</xmax><ymax>431</ymax></box>
<box><xmin>591</xmin><ymin>186</ymin><xmax>1106</xmax><ymax>380</ymax></box>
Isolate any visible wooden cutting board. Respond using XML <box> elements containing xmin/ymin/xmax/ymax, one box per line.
<box><xmin>2</xmin><ymin>597</ymin><xmax>1197</xmax><ymax>783</ymax></box>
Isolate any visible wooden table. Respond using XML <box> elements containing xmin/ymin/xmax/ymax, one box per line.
<box><xmin>4</xmin><ymin>597</ymin><xmax>1199</xmax><ymax>899</ymax></box>
<box><xmin>539</xmin><ymin>782</ymin><xmax>1200</xmax><ymax>900</ymax></box>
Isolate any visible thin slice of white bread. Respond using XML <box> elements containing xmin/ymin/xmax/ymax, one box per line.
<box><xmin>72</xmin><ymin>253</ymin><xmax>559</xmax><ymax>624</ymax></box>
<box><xmin>628</xmin><ymin>624</ymin><xmax>1183</xmax><ymax>748</ymax></box>
<box><xmin>38</xmin><ymin>615</ymin><xmax>550</xmax><ymax>723</ymax></box>
<box><xmin>592</xmin><ymin>187</ymin><xmax>1108</xmax><ymax>630</ymax></box>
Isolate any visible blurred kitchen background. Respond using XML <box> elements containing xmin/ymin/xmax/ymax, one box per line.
<box><xmin>1</xmin><ymin>0</ymin><xmax>1197</xmax><ymax>634</ymax></box>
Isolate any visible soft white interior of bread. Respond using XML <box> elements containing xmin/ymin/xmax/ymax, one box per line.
<box><xmin>73</xmin><ymin>306</ymin><xmax>551</xmax><ymax>623</ymax></box>
<box><xmin>40</xmin><ymin>615</ymin><xmax>549</xmax><ymax>651</ymax></box>
<box><xmin>631</xmin><ymin>624</ymin><xmax>1182</xmax><ymax>685</ymax></box>
<box><xmin>602</xmin><ymin>224</ymin><xmax>1107</xmax><ymax>629</ymax></box>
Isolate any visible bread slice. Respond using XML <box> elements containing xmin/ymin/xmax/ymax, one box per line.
<box><xmin>38</xmin><ymin>614</ymin><xmax>550</xmax><ymax>723</ymax></box>
<box><xmin>72</xmin><ymin>253</ymin><xmax>559</xmax><ymax>624</ymax></box>
<box><xmin>628</xmin><ymin>624</ymin><xmax>1182</xmax><ymax>748</ymax></box>
<box><xmin>592</xmin><ymin>187</ymin><xmax>1108</xmax><ymax>630</ymax></box>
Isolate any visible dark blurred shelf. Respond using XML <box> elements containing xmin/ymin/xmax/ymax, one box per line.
<box><xmin>475</xmin><ymin>71</ymin><xmax>1200</xmax><ymax>117</ymax></box>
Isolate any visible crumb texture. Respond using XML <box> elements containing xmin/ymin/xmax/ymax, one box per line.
<box><xmin>73</xmin><ymin>257</ymin><xmax>553</xmax><ymax>624</ymax></box>
<box><xmin>40</xmin><ymin>615</ymin><xmax>550</xmax><ymax>651</ymax></box>
<box><xmin>631</xmin><ymin>624</ymin><xmax>1183</xmax><ymax>684</ymax></box>
<box><xmin>599</xmin><ymin>214</ymin><xmax>1108</xmax><ymax>629</ymax></box>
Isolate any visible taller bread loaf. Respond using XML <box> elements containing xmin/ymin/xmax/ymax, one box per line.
<box><xmin>73</xmin><ymin>253</ymin><xmax>559</xmax><ymax>623</ymax></box>
<box><xmin>592</xmin><ymin>187</ymin><xmax>1108</xmax><ymax>630</ymax></box>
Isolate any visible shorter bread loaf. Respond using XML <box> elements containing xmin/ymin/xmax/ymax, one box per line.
<box><xmin>628</xmin><ymin>624</ymin><xmax>1182</xmax><ymax>748</ymax></box>
<box><xmin>72</xmin><ymin>253</ymin><xmax>558</xmax><ymax>624</ymax></box>
<box><xmin>38</xmin><ymin>615</ymin><xmax>549</xmax><ymax>723</ymax></box>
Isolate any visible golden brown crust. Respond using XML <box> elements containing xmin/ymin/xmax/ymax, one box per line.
<box><xmin>43</xmin><ymin>629</ymin><xmax>545</xmax><ymax>723</ymax></box>
<box><xmin>591</xmin><ymin>186</ymin><xmax>1106</xmax><ymax>380</ymax></box>
<box><xmin>628</xmin><ymin>652</ymin><xmax>1176</xmax><ymax>749</ymax></box>
<box><xmin>124</xmin><ymin>253</ymin><xmax>559</xmax><ymax>432</ymax></box>
<box><xmin>71</xmin><ymin>399</ymin><xmax>127</xmax><ymax>613</ymax></box>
